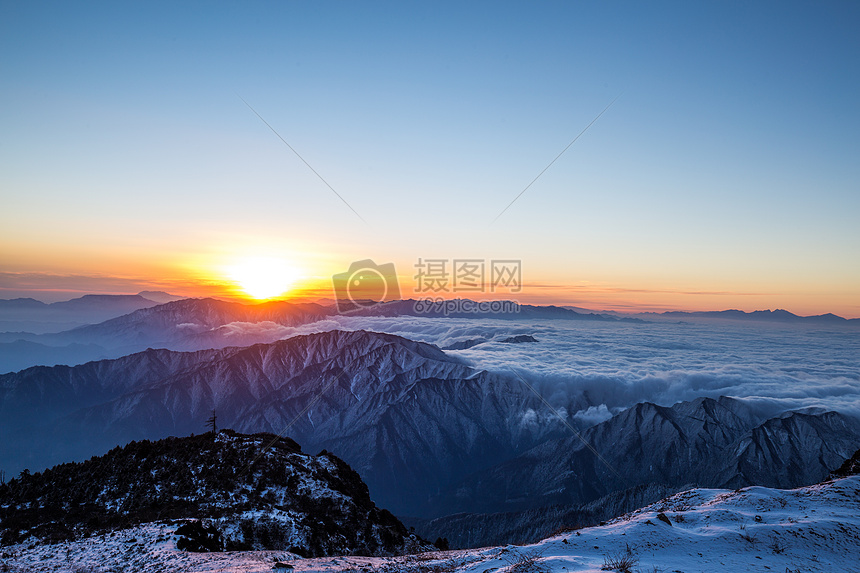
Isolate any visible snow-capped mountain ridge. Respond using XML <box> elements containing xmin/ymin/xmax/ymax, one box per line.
<box><xmin>0</xmin><ymin>297</ymin><xmax>638</xmax><ymax>372</ymax></box>
<box><xmin>0</xmin><ymin>330</ymin><xmax>569</xmax><ymax>515</ymax></box>
<box><xmin>434</xmin><ymin>395</ymin><xmax>860</xmax><ymax>516</ymax></box>
<box><xmin>2</xmin><ymin>330</ymin><xmax>858</xmax><ymax>526</ymax></box>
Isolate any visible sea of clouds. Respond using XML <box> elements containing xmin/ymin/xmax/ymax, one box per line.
<box><xmin>217</xmin><ymin>314</ymin><xmax>860</xmax><ymax>424</ymax></box>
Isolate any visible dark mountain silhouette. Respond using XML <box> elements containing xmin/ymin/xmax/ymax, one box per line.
<box><xmin>0</xmin><ymin>339</ymin><xmax>108</xmax><ymax>374</ymax></box>
<box><xmin>0</xmin><ymin>430</ymin><xmax>423</xmax><ymax>556</ymax></box>
<box><xmin>0</xmin><ymin>296</ymin><xmax>646</xmax><ymax>372</ymax></box>
<box><xmin>442</xmin><ymin>338</ymin><xmax>488</xmax><ymax>350</ymax></box>
<box><xmin>47</xmin><ymin>297</ymin><xmax>330</xmax><ymax>349</ymax></box>
<box><xmin>2</xmin><ymin>331</ymin><xmax>856</xmax><ymax>524</ymax></box>
<box><xmin>830</xmin><ymin>447</ymin><xmax>860</xmax><ymax>478</ymax></box>
<box><xmin>344</xmin><ymin>299</ymin><xmax>636</xmax><ymax>322</ymax></box>
<box><xmin>136</xmin><ymin>290</ymin><xmax>186</xmax><ymax>303</ymax></box>
<box><xmin>0</xmin><ymin>298</ymin><xmax>46</xmax><ymax>309</ymax></box>
<box><xmin>501</xmin><ymin>335</ymin><xmax>538</xmax><ymax>343</ymax></box>
<box><xmin>644</xmin><ymin>308</ymin><xmax>859</xmax><ymax>325</ymax></box>
<box><xmin>0</xmin><ymin>330</ymin><xmax>571</xmax><ymax>516</ymax></box>
<box><xmin>0</xmin><ymin>298</ymin><xmax>332</xmax><ymax>372</ymax></box>
<box><xmin>418</xmin><ymin>444</ymin><xmax>860</xmax><ymax>549</ymax></box>
<box><xmin>0</xmin><ymin>294</ymin><xmax>162</xmax><ymax>335</ymax></box>
<box><xmin>434</xmin><ymin>396</ymin><xmax>860</xmax><ymax>515</ymax></box>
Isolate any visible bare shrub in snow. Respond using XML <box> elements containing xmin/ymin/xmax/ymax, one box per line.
<box><xmin>501</xmin><ymin>548</ymin><xmax>548</xmax><ymax>573</ymax></box>
<box><xmin>738</xmin><ymin>526</ymin><xmax>758</xmax><ymax>545</ymax></box>
<box><xmin>768</xmin><ymin>535</ymin><xmax>787</xmax><ymax>554</ymax></box>
<box><xmin>601</xmin><ymin>545</ymin><xmax>638</xmax><ymax>573</ymax></box>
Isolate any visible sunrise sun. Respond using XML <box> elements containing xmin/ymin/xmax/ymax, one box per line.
<box><xmin>229</xmin><ymin>257</ymin><xmax>300</xmax><ymax>300</ymax></box>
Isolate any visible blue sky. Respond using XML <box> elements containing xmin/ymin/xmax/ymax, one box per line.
<box><xmin>1</xmin><ymin>1</ymin><xmax>859</xmax><ymax>314</ymax></box>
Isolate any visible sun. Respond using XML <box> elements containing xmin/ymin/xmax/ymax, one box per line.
<box><xmin>229</xmin><ymin>257</ymin><xmax>300</xmax><ymax>300</ymax></box>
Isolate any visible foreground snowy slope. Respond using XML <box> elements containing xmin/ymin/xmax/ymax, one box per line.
<box><xmin>4</xmin><ymin>475</ymin><xmax>858</xmax><ymax>572</ymax></box>
<box><xmin>0</xmin><ymin>431</ymin><xmax>424</xmax><ymax>557</ymax></box>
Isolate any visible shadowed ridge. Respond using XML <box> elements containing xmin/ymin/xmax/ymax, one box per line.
<box><xmin>0</xmin><ymin>429</ymin><xmax>426</xmax><ymax>556</ymax></box>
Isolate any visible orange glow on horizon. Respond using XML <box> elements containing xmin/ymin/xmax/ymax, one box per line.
<box><xmin>1</xmin><ymin>276</ymin><xmax>856</xmax><ymax>318</ymax></box>
<box><xmin>1</xmin><ymin>250</ymin><xmax>857</xmax><ymax>317</ymax></box>
<box><xmin>222</xmin><ymin>257</ymin><xmax>302</xmax><ymax>301</ymax></box>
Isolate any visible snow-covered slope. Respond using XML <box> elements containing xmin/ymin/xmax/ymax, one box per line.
<box><xmin>4</xmin><ymin>475</ymin><xmax>859</xmax><ymax>572</ymax></box>
<box><xmin>0</xmin><ymin>430</ymin><xmax>423</xmax><ymax>557</ymax></box>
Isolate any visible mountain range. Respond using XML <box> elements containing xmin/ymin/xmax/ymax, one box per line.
<box><xmin>0</xmin><ymin>298</ymin><xmax>331</xmax><ymax>373</ymax></box>
<box><xmin>2</xmin><ymin>296</ymin><xmax>857</xmax><ymax>375</ymax></box>
<box><xmin>639</xmin><ymin>308</ymin><xmax>860</xmax><ymax>324</ymax></box>
<box><xmin>0</xmin><ymin>293</ymin><xmax>164</xmax><ymax>334</ymax></box>
<box><xmin>0</xmin><ymin>297</ymin><xmax>634</xmax><ymax>374</ymax></box>
<box><xmin>425</xmin><ymin>395</ymin><xmax>860</xmax><ymax>523</ymax></box>
<box><xmin>0</xmin><ymin>329</ymin><xmax>573</xmax><ymax>516</ymax></box>
<box><xmin>2</xmin><ymin>329</ymin><xmax>857</xmax><ymax>535</ymax></box>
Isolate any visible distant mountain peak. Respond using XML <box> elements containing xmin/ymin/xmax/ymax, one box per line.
<box><xmin>0</xmin><ymin>297</ymin><xmax>46</xmax><ymax>307</ymax></box>
<box><xmin>652</xmin><ymin>308</ymin><xmax>853</xmax><ymax>324</ymax></box>
<box><xmin>137</xmin><ymin>290</ymin><xmax>187</xmax><ymax>303</ymax></box>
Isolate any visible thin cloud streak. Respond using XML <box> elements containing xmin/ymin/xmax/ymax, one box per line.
<box><xmin>237</xmin><ymin>94</ymin><xmax>368</xmax><ymax>225</ymax></box>
<box><xmin>491</xmin><ymin>93</ymin><xmax>623</xmax><ymax>225</ymax></box>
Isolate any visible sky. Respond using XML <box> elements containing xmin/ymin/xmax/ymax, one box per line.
<box><xmin>1</xmin><ymin>1</ymin><xmax>859</xmax><ymax>316</ymax></box>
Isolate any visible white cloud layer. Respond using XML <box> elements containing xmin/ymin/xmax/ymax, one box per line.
<box><xmin>255</xmin><ymin>315</ymin><xmax>860</xmax><ymax>423</ymax></box>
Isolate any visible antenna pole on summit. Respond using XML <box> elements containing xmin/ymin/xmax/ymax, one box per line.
<box><xmin>206</xmin><ymin>410</ymin><xmax>217</xmax><ymax>435</ymax></box>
